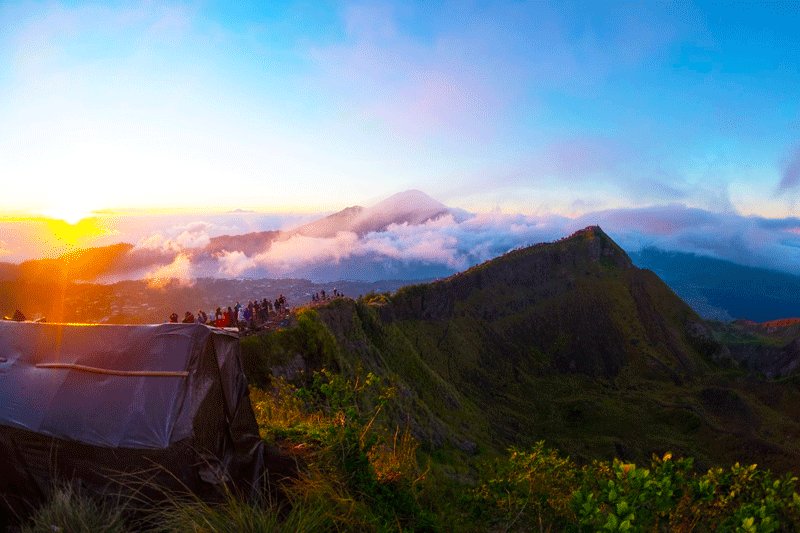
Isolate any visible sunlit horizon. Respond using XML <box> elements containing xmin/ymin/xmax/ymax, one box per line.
<box><xmin>2</xmin><ymin>1</ymin><xmax>800</xmax><ymax>276</ymax></box>
<box><xmin>2</xmin><ymin>1</ymin><xmax>800</xmax><ymax>222</ymax></box>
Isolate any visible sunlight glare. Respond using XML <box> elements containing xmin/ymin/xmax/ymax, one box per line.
<box><xmin>42</xmin><ymin>216</ymin><xmax>112</xmax><ymax>248</ymax></box>
<box><xmin>43</xmin><ymin>206</ymin><xmax>94</xmax><ymax>226</ymax></box>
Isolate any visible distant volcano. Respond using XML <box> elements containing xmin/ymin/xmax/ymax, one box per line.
<box><xmin>0</xmin><ymin>190</ymin><xmax>468</xmax><ymax>284</ymax></box>
<box><xmin>290</xmin><ymin>189</ymin><xmax>452</xmax><ymax>238</ymax></box>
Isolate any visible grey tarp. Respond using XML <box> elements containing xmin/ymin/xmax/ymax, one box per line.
<box><xmin>0</xmin><ymin>322</ymin><xmax>264</xmax><ymax>517</ymax></box>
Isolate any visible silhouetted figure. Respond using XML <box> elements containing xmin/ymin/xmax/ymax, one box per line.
<box><xmin>182</xmin><ymin>311</ymin><xmax>195</xmax><ymax>323</ymax></box>
<box><xmin>169</xmin><ymin>312</ymin><xmax>178</xmax><ymax>323</ymax></box>
<box><xmin>12</xmin><ymin>309</ymin><xmax>25</xmax><ymax>322</ymax></box>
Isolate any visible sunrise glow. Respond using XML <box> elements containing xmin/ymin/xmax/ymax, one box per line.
<box><xmin>0</xmin><ymin>1</ymin><xmax>798</xmax><ymax>274</ymax></box>
<box><xmin>0</xmin><ymin>1</ymin><xmax>798</xmax><ymax>220</ymax></box>
<box><xmin>45</xmin><ymin>217</ymin><xmax>112</xmax><ymax>246</ymax></box>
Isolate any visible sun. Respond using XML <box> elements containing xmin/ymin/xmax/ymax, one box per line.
<box><xmin>43</xmin><ymin>207</ymin><xmax>93</xmax><ymax>225</ymax></box>
<box><xmin>41</xmin><ymin>191</ymin><xmax>107</xmax><ymax>225</ymax></box>
<box><xmin>38</xmin><ymin>188</ymin><xmax>108</xmax><ymax>225</ymax></box>
<box><xmin>37</xmin><ymin>202</ymin><xmax>113</xmax><ymax>247</ymax></box>
<box><xmin>42</xmin><ymin>217</ymin><xmax>107</xmax><ymax>246</ymax></box>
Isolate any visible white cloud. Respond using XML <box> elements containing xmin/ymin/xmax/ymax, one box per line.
<box><xmin>576</xmin><ymin>206</ymin><xmax>800</xmax><ymax>273</ymax></box>
<box><xmin>12</xmin><ymin>200</ymin><xmax>800</xmax><ymax>283</ymax></box>
<box><xmin>199</xmin><ymin>211</ymin><xmax>568</xmax><ymax>280</ymax></box>
<box><xmin>251</xmin><ymin>231</ymin><xmax>361</xmax><ymax>274</ymax></box>
<box><xmin>146</xmin><ymin>253</ymin><xmax>194</xmax><ymax>288</ymax></box>
<box><xmin>217</xmin><ymin>250</ymin><xmax>256</xmax><ymax>277</ymax></box>
<box><xmin>136</xmin><ymin>221</ymin><xmax>212</xmax><ymax>252</ymax></box>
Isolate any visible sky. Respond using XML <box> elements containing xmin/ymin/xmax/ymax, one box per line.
<box><xmin>1</xmin><ymin>1</ymin><xmax>800</xmax><ymax>275</ymax></box>
<box><xmin>2</xmin><ymin>0</ymin><xmax>800</xmax><ymax>218</ymax></box>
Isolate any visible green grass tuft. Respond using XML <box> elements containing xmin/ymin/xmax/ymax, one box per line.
<box><xmin>21</xmin><ymin>483</ymin><xmax>131</xmax><ymax>533</ymax></box>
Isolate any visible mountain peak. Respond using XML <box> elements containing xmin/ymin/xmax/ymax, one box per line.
<box><xmin>291</xmin><ymin>189</ymin><xmax>450</xmax><ymax>239</ymax></box>
<box><xmin>560</xmin><ymin>225</ymin><xmax>632</xmax><ymax>268</ymax></box>
<box><xmin>386</xmin><ymin>225</ymin><xmax>705</xmax><ymax>382</ymax></box>
<box><xmin>563</xmin><ymin>225</ymin><xmax>613</xmax><ymax>243</ymax></box>
<box><xmin>367</xmin><ymin>189</ymin><xmax>447</xmax><ymax>215</ymax></box>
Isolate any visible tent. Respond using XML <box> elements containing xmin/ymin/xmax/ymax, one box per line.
<box><xmin>0</xmin><ymin>321</ymin><xmax>265</xmax><ymax>516</ymax></box>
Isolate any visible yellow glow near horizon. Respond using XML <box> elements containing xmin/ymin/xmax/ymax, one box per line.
<box><xmin>42</xmin><ymin>217</ymin><xmax>113</xmax><ymax>248</ymax></box>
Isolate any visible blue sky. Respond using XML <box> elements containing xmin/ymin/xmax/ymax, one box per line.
<box><xmin>1</xmin><ymin>0</ymin><xmax>800</xmax><ymax>220</ymax></box>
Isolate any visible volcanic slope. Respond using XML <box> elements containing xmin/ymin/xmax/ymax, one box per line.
<box><xmin>279</xmin><ymin>226</ymin><xmax>800</xmax><ymax>472</ymax></box>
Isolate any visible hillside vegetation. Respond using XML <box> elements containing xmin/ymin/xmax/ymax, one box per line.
<box><xmin>13</xmin><ymin>227</ymin><xmax>800</xmax><ymax>531</ymax></box>
<box><xmin>262</xmin><ymin>227</ymin><xmax>800</xmax><ymax>473</ymax></box>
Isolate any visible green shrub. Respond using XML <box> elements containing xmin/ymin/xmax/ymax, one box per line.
<box><xmin>469</xmin><ymin>443</ymin><xmax>800</xmax><ymax>532</ymax></box>
<box><xmin>470</xmin><ymin>441</ymin><xmax>578</xmax><ymax>531</ymax></box>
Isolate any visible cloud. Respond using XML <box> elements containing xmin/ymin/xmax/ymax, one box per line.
<box><xmin>308</xmin><ymin>4</ymin><xmax>565</xmax><ymax>140</ymax></box>
<box><xmin>20</xmin><ymin>198</ymin><xmax>800</xmax><ymax>284</ymax></box>
<box><xmin>778</xmin><ymin>145</ymin><xmax>800</xmax><ymax>193</ymax></box>
<box><xmin>217</xmin><ymin>250</ymin><xmax>256</xmax><ymax>277</ymax></box>
<box><xmin>306</xmin><ymin>2</ymin><xmax>685</xmax><ymax>142</ymax></box>
<box><xmin>358</xmin><ymin>218</ymin><xmax>463</xmax><ymax>268</ymax></box>
<box><xmin>146</xmin><ymin>253</ymin><xmax>194</xmax><ymax>289</ymax></box>
<box><xmin>202</xmin><ymin>211</ymin><xmax>569</xmax><ymax>281</ymax></box>
<box><xmin>254</xmin><ymin>206</ymin><xmax>800</xmax><ymax>279</ymax></box>
<box><xmin>576</xmin><ymin>206</ymin><xmax>800</xmax><ymax>273</ymax></box>
<box><xmin>249</xmin><ymin>231</ymin><xmax>362</xmax><ymax>276</ymax></box>
<box><xmin>136</xmin><ymin>222</ymin><xmax>212</xmax><ymax>252</ymax></box>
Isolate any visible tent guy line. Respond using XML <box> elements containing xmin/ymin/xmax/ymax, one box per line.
<box><xmin>35</xmin><ymin>363</ymin><xmax>189</xmax><ymax>378</ymax></box>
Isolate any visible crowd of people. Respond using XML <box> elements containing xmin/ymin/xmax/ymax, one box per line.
<box><xmin>310</xmin><ymin>288</ymin><xmax>344</xmax><ymax>302</ymax></box>
<box><xmin>9</xmin><ymin>287</ymin><xmax>350</xmax><ymax>329</ymax></box>
<box><xmin>168</xmin><ymin>295</ymin><xmax>289</xmax><ymax>331</ymax></box>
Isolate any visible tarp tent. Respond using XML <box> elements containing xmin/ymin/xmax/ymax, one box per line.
<box><xmin>0</xmin><ymin>322</ymin><xmax>264</xmax><ymax>515</ymax></box>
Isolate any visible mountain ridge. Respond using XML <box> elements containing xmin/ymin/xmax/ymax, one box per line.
<box><xmin>242</xmin><ymin>225</ymin><xmax>800</xmax><ymax>473</ymax></box>
<box><xmin>4</xmin><ymin>191</ymin><xmax>800</xmax><ymax>324</ymax></box>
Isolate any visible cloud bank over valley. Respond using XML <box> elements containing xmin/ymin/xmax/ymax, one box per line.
<box><xmin>3</xmin><ymin>191</ymin><xmax>792</xmax><ymax>286</ymax></box>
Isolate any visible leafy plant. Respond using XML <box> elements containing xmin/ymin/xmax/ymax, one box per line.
<box><xmin>471</xmin><ymin>441</ymin><xmax>578</xmax><ymax>531</ymax></box>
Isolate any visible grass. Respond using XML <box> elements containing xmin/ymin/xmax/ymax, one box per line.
<box><xmin>16</xmin><ymin>370</ymin><xmax>433</xmax><ymax>532</ymax></box>
<box><xmin>15</xmin><ymin>365</ymin><xmax>800</xmax><ymax>532</ymax></box>
<box><xmin>20</xmin><ymin>484</ymin><xmax>130</xmax><ymax>533</ymax></box>
<box><xmin>143</xmin><ymin>488</ymin><xmax>331</xmax><ymax>533</ymax></box>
